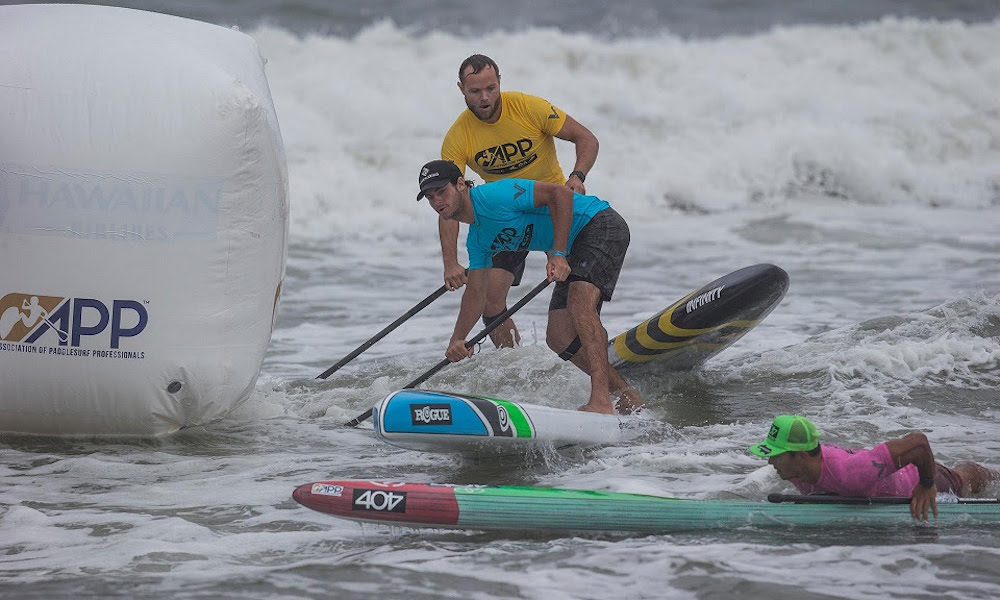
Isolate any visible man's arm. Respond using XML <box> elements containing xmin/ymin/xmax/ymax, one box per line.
<box><xmin>439</xmin><ymin>137</ymin><xmax>470</xmax><ymax>290</ymax></box>
<box><xmin>555</xmin><ymin>115</ymin><xmax>598</xmax><ymax>194</ymax></box>
<box><xmin>438</xmin><ymin>216</ymin><xmax>467</xmax><ymax>290</ymax></box>
<box><xmin>884</xmin><ymin>432</ymin><xmax>939</xmax><ymax>521</ymax></box>
<box><xmin>446</xmin><ymin>268</ymin><xmax>488</xmax><ymax>362</ymax></box>
<box><xmin>531</xmin><ymin>182</ymin><xmax>574</xmax><ymax>281</ymax></box>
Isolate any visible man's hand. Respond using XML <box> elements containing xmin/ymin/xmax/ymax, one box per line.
<box><xmin>910</xmin><ymin>482</ymin><xmax>938</xmax><ymax>521</ymax></box>
<box><xmin>443</xmin><ymin>263</ymin><xmax>468</xmax><ymax>291</ymax></box>
<box><xmin>446</xmin><ymin>337</ymin><xmax>474</xmax><ymax>362</ymax></box>
<box><xmin>546</xmin><ymin>254</ymin><xmax>570</xmax><ymax>282</ymax></box>
<box><xmin>487</xmin><ymin>318</ymin><xmax>521</xmax><ymax>348</ymax></box>
<box><xmin>566</xmin><ymin>178</ymin><xmax>586</xmax><ymax>195</ymax></box>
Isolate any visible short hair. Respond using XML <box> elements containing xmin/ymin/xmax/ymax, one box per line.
<box><xmin>459</xmin><ymin>54</ymin><xmax>500</xmax><ymax>83</ymax></box>
<box><xmin>785</xmin><ymin>446</ymin><xmax>821</xmax><ymax>459</ymax></box>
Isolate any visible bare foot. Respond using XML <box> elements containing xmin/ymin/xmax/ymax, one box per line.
<box><xmin>613</xmin><ymin>387</ymin><xmax>645</xmax><ymax>415</ymax></box>
<box><xmin>578</xmin><ymin>401</ymin><xmax>615</xmax><ymax>415</ymax></box>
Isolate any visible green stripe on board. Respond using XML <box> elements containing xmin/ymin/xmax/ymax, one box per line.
<box><xmin>454</xmin><ymin>485</ymin><xmax>669</xmax><ymax>502</ymax></box>
<box><xmin>446</xmin><ymin>485</ymin><xmax>1000</xmax><ymax>532</ymax></box>
<box><xmin>489</xmin><ymin>399</ymin><xmax>534</xmax><ymax>438</ymax></box>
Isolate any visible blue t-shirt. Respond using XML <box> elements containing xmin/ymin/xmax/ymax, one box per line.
<box><xmin>465</xmin><ymin>179</ymin><xmax>610</xmax><ymax>270</ymax></box>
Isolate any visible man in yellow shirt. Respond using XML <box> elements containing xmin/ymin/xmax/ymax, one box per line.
<box><xmin>439</xmin><ymin>54</ymin><xmax>599</xmax><ymax>349</ymax></box>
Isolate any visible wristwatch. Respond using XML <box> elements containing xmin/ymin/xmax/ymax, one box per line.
<box><xmin>569</xmin><ymin>170</ymin><xmax>586</xmax><ymax>183</ymax></box>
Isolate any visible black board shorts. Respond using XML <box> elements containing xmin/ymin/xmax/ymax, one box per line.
<box><xmin>934</xmin><ymin>463</ymin><xmax>964</xmax><ymax>495</ymax></box>
<box><xmin>549</xmin><ymin>207</ymin><xmax>629</xmax><ymax>311</ymax></box>
<box><xmin>491</xmin><ymin>250</ymin><xmax>527</xmax><ymax>286</ymax></box>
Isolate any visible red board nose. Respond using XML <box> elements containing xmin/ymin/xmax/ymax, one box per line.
<box><xmin>292</xmin><ymin>480</ymin><xmax>462</xmax><ymax>526</ymax></box>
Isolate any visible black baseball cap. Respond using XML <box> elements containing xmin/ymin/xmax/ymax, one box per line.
<box><xmin>416</xmin><ymin>160</ymin><xmax>462</xmax><ymax>201</ymax></box>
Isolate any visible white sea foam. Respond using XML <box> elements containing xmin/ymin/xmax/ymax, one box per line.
<box><xmin>252</xmin><ymin>18</ymin><xmax>1000</xmax><ymax>246</ymax></box>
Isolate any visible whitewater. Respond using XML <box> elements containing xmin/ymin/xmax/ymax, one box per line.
<box><xmin>2</xmin><ymin>17</ymin><xmax>1000</xmax><ymax>600</ymax></box>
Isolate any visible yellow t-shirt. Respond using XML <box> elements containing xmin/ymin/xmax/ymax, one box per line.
<box><xmin>441</xmin><ymin>91</ymin><xmax>568</xmax><ymax>185</ymax></box>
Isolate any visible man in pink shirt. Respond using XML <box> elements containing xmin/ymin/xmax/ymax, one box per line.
<box><xmin>750</xmin><ymin>415</ymin><xmax>999</xmax><ymax>521</ymax></box>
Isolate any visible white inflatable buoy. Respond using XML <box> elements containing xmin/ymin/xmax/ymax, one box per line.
<box><xmin>0</xmin><ymin>5</ymin><xmax>289</xmax><ymax>435</ymax></box>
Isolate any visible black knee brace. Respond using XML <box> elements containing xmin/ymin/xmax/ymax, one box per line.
<box><xmin>482</xmin><ymin>308</ymin><xmax>508</xmax><ymax>327</ymax></box>
<box><xmin>558</xmin><ymin>336</ymin><xmax>582</xmax><ymax>361</ymax></box>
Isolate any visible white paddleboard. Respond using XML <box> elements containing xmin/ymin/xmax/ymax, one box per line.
<box><xmin>372</xmin><ymin>389</ymin><xmax>652</xmax><ymax>456</ymax></box>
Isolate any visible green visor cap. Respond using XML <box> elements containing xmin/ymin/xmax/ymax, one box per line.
<box><xmin>749</xmin><ymin>415</ymin><xmax>821</xmax><ymax>458</ymax></box>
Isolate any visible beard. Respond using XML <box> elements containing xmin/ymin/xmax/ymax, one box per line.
<box><xmin>467</xmin><ymin>96</ymin><xmax>500</xmax><ymax>122</ymax></box>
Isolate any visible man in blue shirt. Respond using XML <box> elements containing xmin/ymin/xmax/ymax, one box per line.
<box><xmin>416</xmin><ymin>159</ymin><xmax>642</xmax><ymax>415</ymax></box>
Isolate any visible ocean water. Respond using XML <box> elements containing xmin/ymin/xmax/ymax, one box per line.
<box><xmin>2</xmin><ymin>1</ymin><xmax>1000</xmax><ymax>599</ymax></box>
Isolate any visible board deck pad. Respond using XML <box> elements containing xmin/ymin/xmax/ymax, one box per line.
<box><xmin>293</xmin><ymin>479</ymin><xmax>1000</xmax><ymax>533</ymax></box>
<box><xmin>373</xmin><ymin>389</ymin><xmax>652</xmax><ymax>456</ymax></box>
<box><xmin>609</xmin><ymin>263</ymin><xmax>788</xmax><ymax>371</ymax></box>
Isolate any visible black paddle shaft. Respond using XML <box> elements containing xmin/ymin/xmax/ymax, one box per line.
<box><xmin>317</xmin><ymin>284</ymin><xmax>450</xmax><ymax>380</ymax></box>
<box><xmin>767</xmin><ymin>494</ymin><xmax>910</xmax><ymax>505</ymax></box>
<box><xmin>344</xmin><ymin>278</ymin><xmax>552</xmax><ymax>427</ymax></box>
<box><xmin>767</xmin><ymin>493</ymin><xmax>1000</xmax><ymax>505</ymax></box>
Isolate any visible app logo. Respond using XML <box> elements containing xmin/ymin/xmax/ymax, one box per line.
<box><xmin>311</xmin><ymin>484</ymin><xmax>344</xmax><ymax>497</ymax></box>
<box><xmin>474</xmin><ymin>138</ymin><xmax>538</xmax><ymax>175</ymax></box>
<box><xmin>0</xmin><ymin>292</ymin><xmax>147</xmax><ymax>359</ymax></box>
<box><xmin>489</xmin><ymin>224</ymin><xmax>533</xmax><ymax>253</ymax></box>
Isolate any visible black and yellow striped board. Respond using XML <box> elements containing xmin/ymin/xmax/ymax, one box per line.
<box><xmin>609</xmin><ymin>264</ymin><xmax>789</xmax><ymax>372</ymax></box>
